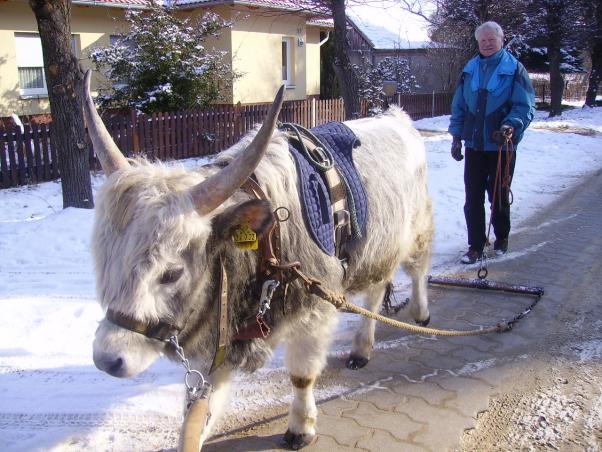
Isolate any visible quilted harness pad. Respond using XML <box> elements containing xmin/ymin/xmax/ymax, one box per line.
<box><xmin>287</xmin><ymin>121</ymin><xmax>368</xmax><ymax>256</ymax></box>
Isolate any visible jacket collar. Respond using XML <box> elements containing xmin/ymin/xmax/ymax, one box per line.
<box><xmin>464</xmin><ymin>49</ymin><xmax>518</xmax><ymax>92</ymax></box>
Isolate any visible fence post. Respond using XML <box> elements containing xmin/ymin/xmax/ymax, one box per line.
<box><xmin>130</xmin><ymin>109</ymin><xmax>140</xmax><ymax>155</ymax></box>
<box><xmin>311</xmin><ymin>98</ymin><xmax>316</xmax><ymax>128</ymax></box>
<box><xmin>235</xmin><ymin>101</ymin><xmax>242</xmax><ymax>142</ymax></box>
<box><xmin>432</xmin><ymin>90</ymin><xmax>435</xmax><ymax>118</ymax></box>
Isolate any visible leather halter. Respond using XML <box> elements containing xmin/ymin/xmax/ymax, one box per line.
<box><xmin>105</xmin><ymin>308</ymin><xmax>181</xmax><ymax>342</ymax></box>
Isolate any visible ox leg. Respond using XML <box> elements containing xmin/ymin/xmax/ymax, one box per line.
<box><xmin>197</xmin><ymin>366</ymin><xmax>232</xmax><ymax>448</ymax></box>
<box><xmin>403</xmin><ymin>232</ymin><xmax>432</xmax><ymax>326</ymax></box>
<box><xmin>347</xmin><ymin>282</ymin><xmax>389</xmax><ymax>370</ymax></box>
<box><xmin>283</xmin><ymin>309</ymin><xmax>335</xmax><ymax>449</ymax></box>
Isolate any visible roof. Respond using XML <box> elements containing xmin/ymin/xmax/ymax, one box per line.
<box><xmin>73</xmin><ymin>0</ymin><xmax>328</xmax><ymax>14</ymax></box>
<box><xmin>346</xmin><ymin>1</ymin><xmax>430</xmax><ymax>50</ymax></box>
<box><xmin>73</xmin><ymin>0</ymin><xmax>148</xmax><ymax>8</ymax></box>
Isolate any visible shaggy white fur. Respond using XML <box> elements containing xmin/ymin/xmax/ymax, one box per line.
<box><xmin>91</xmin><ymin>106</ymin><xmax>433</xmax><ymax>450</ymax></box>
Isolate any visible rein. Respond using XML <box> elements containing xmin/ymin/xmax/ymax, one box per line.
<box><xmin>479</xmin><ymin>132</ymin><xmax>515</xmax><ymax>279</ymax></box>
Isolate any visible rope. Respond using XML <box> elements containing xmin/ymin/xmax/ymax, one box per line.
<box><xmin>290</xmin><ymin>266</ymin><xmax>510</xmax><ymax>337</ymax></box>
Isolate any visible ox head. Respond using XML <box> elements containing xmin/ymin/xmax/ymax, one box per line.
<box><xmin>84</xmin><ymin>70</ymin><xmax>284</xmax><ymax>378</ymax></box>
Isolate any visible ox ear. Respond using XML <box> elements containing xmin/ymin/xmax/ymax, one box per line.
<box><xmin>213</xmin><ymin>199</ymin><xmax>275</xmax><ymax>245</ymax></box>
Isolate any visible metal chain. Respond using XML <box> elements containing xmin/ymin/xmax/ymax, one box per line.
<box><xmin>169</xmin><ymin>335</ymin><xmax>211</xmax><ymax>406</ymax></box>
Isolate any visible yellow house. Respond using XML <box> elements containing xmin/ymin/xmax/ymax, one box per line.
<box><xmin>0</xmin><ymin>0</ymin><xmax>331</xmax><ymax>117</ymax></box>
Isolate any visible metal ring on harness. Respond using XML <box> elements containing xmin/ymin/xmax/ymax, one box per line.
<box><xmin>185</xmin><ymin>369</ymin><xmax>207</xmax><ymax>395</ymax></box>
<box><xmin>274</xmin><ymin>206</ymin><xmax>290</xmax><ymax>222</ymax></box>
<box><xmin>478</xmin><ymin>267</ymin><xmax>488</xmax><ymax>279</ymax></box>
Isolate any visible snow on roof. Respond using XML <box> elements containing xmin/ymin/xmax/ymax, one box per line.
<box><xmin>347</xmin><ymin>0</ymin><xmax>430</xmax><ymax>50</ymax></box>
<box><xmin>73</xmin><ymin>0</ymin><xmax>149</xmax><ymax>7</ymax></box>
<box><xmin>74</xmin><ymin>0</ymin><xmax>328</xmax><ymax>13</ymax></box>
<box><xmin>175</xmin><ymin>0</ymin><xmax>326</xmax><ymax>11</ymax></box>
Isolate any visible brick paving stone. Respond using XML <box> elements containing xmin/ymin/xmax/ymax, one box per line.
<box><xmin>409</xmin><ymin>348</ymin><xmax>475</xmax><ymax>371</ymax></box>
<box><xmin>319</xmin><ymin>397</ymin><xmax>357</xmax><ymax>417</ymax></box>
<box><xmin>342</xmin><ymin>401</ymin><xmax>424</xmax><ymax>441</ymax></box>
<box><xmin>435</xmin><ymin>376</ymin><xmax>495</xmax><ymax>418</ymax></box>
<box><xmin>314</xmin><ymin>414</ymin><xmax>372</xmax><ymax>447</ymax></box>
<box><xmin>363</xmin><ymin>358</ymin><xmax>440</xmax><ymax>384</ymax></box>
<box><xmin>392</xmin><ymin>396</ymin><xmax>474</xmax><ymax>450</ymax></box>
<box><xmin>389</xmin><ymin>381</ymin><xmax>455</xmax><ymax>406</ymax></box>
<box><xmin>347</xmin><ymin>387</ymin><xmax>405</xmax><ymax>411</ymax></box>
<box><xmin>460</xmin><ymin>360</ymin><xmax>524</xmax><ymax>387</ymax></box>
<box><xmin>306</xmin><ymin>435</ymin><xmax>366</xmax><ymax>451</ymax></box>
<box><xmin>355</xmin><ymin>429</ymin><xmax>428</xmax><ymax>452</ymax></box>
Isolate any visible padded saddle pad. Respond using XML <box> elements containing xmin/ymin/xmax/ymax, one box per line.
<box><xmin>288</xmin><ymin>121</ymin><xmax>367</xmax><ymax>256</ymax></box>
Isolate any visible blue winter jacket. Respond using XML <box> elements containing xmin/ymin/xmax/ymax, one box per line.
<box><xmin>448</xmin><ymin>49</ymin><xmax>535</xmax><ymax>151</ymax></box>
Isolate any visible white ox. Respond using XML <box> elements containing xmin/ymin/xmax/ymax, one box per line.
<box><xmin>86</xmin><ymin>72</ymin><xmax>433</xmax><ymax>449</ymax></box>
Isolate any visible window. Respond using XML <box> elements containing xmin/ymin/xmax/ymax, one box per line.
<box><xmin>282</xmin><ymin>37</ymin><xmax>294</xmax><ymax>86</ymax></box>
<box><xmin>15</xmin><ymin>33</ymin><xmax>79</xmax><ymax>97</ymax></box>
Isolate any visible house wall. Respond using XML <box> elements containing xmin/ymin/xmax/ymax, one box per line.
<box><xmin>230</xmin><ymin>8</ymin><xmax>312</xmax><ymax>104</ymax></box>
<box><xmin>305</xmin><ymin>25</ymin><xmax>321</xmax><ymax>97</ymax></box>
<box><xmin>0</xmin><ymin>0</ymin><xmax>130</xmax><ymax>117</ymax></box>
<box><xmin>0</xmin><ymin>1</ymin><xmax>324</xmax><ymax>116</ymax></box>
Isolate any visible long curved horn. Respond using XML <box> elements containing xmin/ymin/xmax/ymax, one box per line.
<box><xmin>82</xmin><ymin>69</ymin><xmax>130</xmax><ymax>175</ymax></box>
<box><xmin>191</xmin><ymin>85</ymin><xmax>285</xmax><ymax>215</ymax></box>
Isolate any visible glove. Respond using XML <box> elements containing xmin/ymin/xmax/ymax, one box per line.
<box><xmin>451</xmin><ymin>136</ymin><xmax>463</xmax><ymax>161</ymax></box>
<box><xmin>492</xmin><ymin>124</ymin><xmax>514</xmax><ymax>144</ymax></box>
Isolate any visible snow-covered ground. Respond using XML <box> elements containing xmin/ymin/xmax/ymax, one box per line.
<box><xmin>1</xmin><ymin>106</ymin><xmax>602</xmax><ymax>451</ymax></box>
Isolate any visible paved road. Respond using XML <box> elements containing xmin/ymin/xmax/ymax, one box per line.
<box><xmin>206</xmin><ymin>168</ymin><xmax>602</xmax><ymax>451</ymax></box>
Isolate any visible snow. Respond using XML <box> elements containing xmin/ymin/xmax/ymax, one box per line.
<box><xmin>347</xmin><ymin>0</ymin><xmax>431</xmax><ymax>50</ymax></box>
<box><xmin>1</xmin><ymin>106</ymin><xmax>602</xmax><ymax>451</ymax></box>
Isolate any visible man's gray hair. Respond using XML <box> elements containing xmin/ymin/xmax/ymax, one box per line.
<box><xmin>475</xmin><ymin>21</ymin><xmax>504</xmax><ymax>40</ymax></box>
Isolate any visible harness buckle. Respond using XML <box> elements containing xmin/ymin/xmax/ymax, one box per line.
<box><xmin>334</xmin><ymin>210</ymin><xmax>351</xmax><ymax>257</ymax></box>
<box><xmin>310</xmin><ymin>146</ymin><xmax>332</xmax><ymax>166</ymax></box>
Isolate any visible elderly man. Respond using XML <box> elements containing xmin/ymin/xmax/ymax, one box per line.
<box><xmin>449</xmin><ymin>21</ymin><xmax>535</xmax><ymax>264</ymax></box>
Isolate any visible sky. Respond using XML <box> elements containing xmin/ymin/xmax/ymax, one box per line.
<box><xmin>1</xmin><ymin>105</ymin><xmax>602</xmax><ymax>451</ymax></box>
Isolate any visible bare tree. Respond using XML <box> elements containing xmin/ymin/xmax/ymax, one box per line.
<box><xmin>30</xmin><ymin>0</ymin><xmax>93</xmax><ymax>208</ymax></box>
<box><xmin>330</xmin><ymin>0</ymin><xmax>362</xmax><ymax>119</ymax></box>
<box><xmin>584</xmin><ymin>0</ymin><xmax>602</xmax><ymax>107</ymax></box>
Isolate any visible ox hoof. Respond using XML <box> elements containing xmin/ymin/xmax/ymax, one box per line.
<box><xmin>415</xmin><ymin>315</ymin><xmax>431</xmax><ymax>327</ymax></box>
<box><xmin>346</xmin><ymin>354</ymin><xmax>369</xmax><ymax>370</ymax></box>
<box><xmin>283</xmin><ymin>429</ymin><xmax>315</xmax><ymax>450</ymax></box>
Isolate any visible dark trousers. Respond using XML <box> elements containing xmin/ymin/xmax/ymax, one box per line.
<box><xmin>464</xmin><ymin>148</ymin><xmax>516</xmax><ymax>252</ymax></box>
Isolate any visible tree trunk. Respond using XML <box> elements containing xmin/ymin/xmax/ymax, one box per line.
<box><xmin>546</xmin><ymin>4</ymin><xmax>565</xmax><ymax>117</ymax></box>
<box><xmin>585</xmin><ymin>51</ymin><xmax>601</xmax><ymax>107</ymax></box>
<box><xmin>585</xmin><ymin>2</ymin><xmax>602</xmax><ymax>107</ymax></box>
<box><xmin>330</xmin><ymin>0</ymin><xmax>361</xmax><ymax>120</ymax></box>
<box><xmin>30</xmin><ymin>0</ymin><xmax>93</xmax><ymax>208</ymax></box>
<box><xmin>548</xmin><ymin>46</ymin><xmax>565</xmax><ymax>117</ymax></box>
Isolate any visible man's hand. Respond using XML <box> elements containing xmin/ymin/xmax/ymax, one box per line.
<box><xmin>451</xmin><ymin>136</ymin><xmax>463</xmax><ymax>161</ymax></box>
<box><xmin>492</xmin><ymin>124</ymin><xmax>514</xmax><ymax>144</ymax></box>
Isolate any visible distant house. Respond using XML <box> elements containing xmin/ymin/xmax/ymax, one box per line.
<box><xmin>346</xmin><ymin>2</ymin><xmax>450</xmax><ymax>93</ymax></box>
<box><xmin>0</xmin><ymin>0</ymin><xmax>331</xmax><ymax>117</ymax></box>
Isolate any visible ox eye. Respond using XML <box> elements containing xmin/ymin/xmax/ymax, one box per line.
<box><xmin>159</xmin><ymin>267</ymin><xmax>184</xmax><ymax>285</ymax></box>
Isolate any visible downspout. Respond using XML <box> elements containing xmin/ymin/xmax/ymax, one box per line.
<box><xmin>319</xmin><ymin>31</ymin><xmax>330</xmax><ymax>47</ymax></box>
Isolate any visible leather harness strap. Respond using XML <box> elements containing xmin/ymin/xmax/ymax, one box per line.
<box><xmin>106</xmin><ymin>308</ymin><xmax>180</xmax><ymax>342</ymax></box>
<box><xmin>209</xmin><ymin>253</ymin><xmax>229</xmax><ymax>373</ymax></box>
<box><xmin>281</xmin><ymin>125</ymin><xmax>352</xmax><ymax>258</ymax></box>
<box><xmin>228</xmin><ymin>176</ymin><xmax>286</xmax><ymax>342</ymax></box>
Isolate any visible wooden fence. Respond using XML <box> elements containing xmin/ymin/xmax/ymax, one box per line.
<box><xmin>532</xmin><ymin>79</ymin><xmax>589</xmax><ymax>103</ymax></box>
<box><xmin>1</xmin><ymin>93</ymin><xmax>452</xmax><ymax>188</ymax></box>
